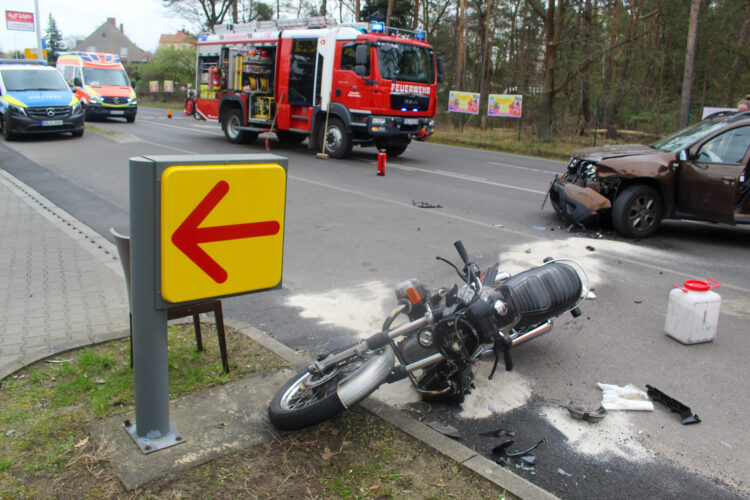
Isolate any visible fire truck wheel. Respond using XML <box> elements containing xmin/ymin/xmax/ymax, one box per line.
<box><xmin>276</xmin><ymin>130</ymin><xmax>306</xmax><ymax>144</ymax></box>
<box><xmin>383</xmin><ymin>144</ymin><xmax>408</xmax><ymax>157</ymax></box>
<box><xmin>223</xmin><ymin>108</ymin><xmax>256</xmax><ymax>144</ymax></box>
<box><xmin>323</xmin><ymin>117</ymin><xmax>352</xmax><ymax>158</ymax></box>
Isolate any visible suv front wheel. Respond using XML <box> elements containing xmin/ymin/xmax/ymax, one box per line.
<box><xmin>612</xmin><ymin>185</ymin><xmax>663</xmax><ymax>238</ymax></box>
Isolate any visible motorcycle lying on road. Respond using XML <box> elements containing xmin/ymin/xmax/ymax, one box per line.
<box><xmin>269</xmin><ymin>241</ymin><xmax>590</xmax><ymax>430</ymax></box>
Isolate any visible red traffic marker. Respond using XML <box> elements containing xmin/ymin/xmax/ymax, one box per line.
<box><xmin>167</xmin><ymin>109</ymin><xmax>173</xmax><ymax>118</ymax></box>
<box><xmin>171</xmin><ymin>180</ymin><xmax>280</xmax><ymax>283</ymax></box>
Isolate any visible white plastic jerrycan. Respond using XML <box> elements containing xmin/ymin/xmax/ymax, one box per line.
<box><xmin>665</xmin><ymin>279</ymin><xmax>721</xmax><ymax>344</ymax></box>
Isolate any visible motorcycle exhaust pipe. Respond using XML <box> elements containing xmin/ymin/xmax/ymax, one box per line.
<box><xmin>510</xmin><ymin>320</ymin><xmax>552</xmax><ymax>347</ymax></box>
<box><xmin>337</xmin><ymin>346</ymin><xmax>396</xmax><ymax>408</ymax></box>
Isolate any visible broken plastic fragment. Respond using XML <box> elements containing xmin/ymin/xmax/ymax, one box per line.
<box><xmin>532</xmin><ymin>226</ymin><xmax>546</xmax><ymax>231</ymax></box>
<box><xmin>646</xmin><ymin>385</ymin><xmax>701</xmax><ymax>425</ymax></box>
<box><xmin>520</xmin><ymin>455</ymin><xmax>537</xmax><ymax>466</ymax></box>
<box><xmin>597</xmin><ymin>382</ymin><xmax>654</xmax><ymax>411</ymax></box>
<box><xmin>426</xmin><ymin>420</ymin><xmax>462</xmax><ymax>438</ymax></box>
<box><xmin>558</xmin><ymin>467</ymin><xmax>573</xmax><ymax>477</ymax></box>
<box><xmin>506</xmin><ymin>439</ymin><xmax>545</xmax><ymax>457</ymax></box>
<box><xmin>586</xmin><ymin>291</ymin><xmax>597</xmax><ymax>300</ymax></box>
<box><xmin>491</xmin><ymin>440</ymin><xmax>515</xmax><ymax>455</ymax></box>
<box><xmin>566</xmin><ymin>403</ymin><xmax>607</xmax><ymax>422</ymax></box>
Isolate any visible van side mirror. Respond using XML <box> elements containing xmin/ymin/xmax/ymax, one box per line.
<box><xmin>131</xmin><ymin>80</ymin><xmax>136</xmax><ymax>89</ymax></box>
<box><xmin>436</xmin><ymin>54</ymin><xmax>444</xmax><ymax>83</ymax></box>
<box><xmin>355</xmin><ymin>44</ymin><xmax>369</xmax><ymax>66</ymax></box>
<box><xmin>73</xmin><ymin>77</ymin><xmax>82</xmax><ymax>87</ymax></box>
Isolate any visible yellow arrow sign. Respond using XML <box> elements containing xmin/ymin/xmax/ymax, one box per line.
<box><xmin>160</xmin><ymin>163</ymin><xmax>286</xmax><ymax>303</ymax></box>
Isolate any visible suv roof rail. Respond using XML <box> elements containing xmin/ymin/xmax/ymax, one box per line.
<box><xmin>702</xmin><ymin>110</ymin><xmax>737</xmax><ymax>120</ymax></box>
<box><xmin>0</xmin><ymin>58</ymin><xmax>47</xmax><ymax>66</ymax></box>
<box><xmin>728</xmin><ymin>111</ymin><xmax>750</xmax><ymax>123</ymax></box>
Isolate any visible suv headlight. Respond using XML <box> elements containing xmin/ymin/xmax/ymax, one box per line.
<box><xmin>9</xmin><ymin>104</ymin><xmax>28</xmax><ymax>117</ymax></box>
<box><xmin>581</xmin><ymin>162</ymin><xmax>598</xmax><ymax>181</ymax></box>
<box><xmin>72</xmin><ymin>102</ymin><xmax>82</xmax><ymax>114</ymax></box>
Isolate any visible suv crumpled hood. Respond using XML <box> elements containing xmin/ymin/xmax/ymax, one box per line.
<box><xmin>574</xmin><ymin>144</ymin><xmax>657</xmax><ymax>162</ymax></box>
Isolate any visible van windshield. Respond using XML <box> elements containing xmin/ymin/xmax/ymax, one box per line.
<box><xmin>82</xmin><ymin>68</ymin><xmax>129</xmax><ymax>86</ymax></box>
<box><xmin>1</xmin><ymin>69</ymin><xmax>69</xmax><ymax>91</ymax></box>
<box><xmin>378</xmin><ymin>43</ymin><xmax>434</xmax><ymax>84</ymax></box>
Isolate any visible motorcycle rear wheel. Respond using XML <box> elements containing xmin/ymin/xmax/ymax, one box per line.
<box><xmin>268</xmin><ymin>349</ymin><xmax>366</xmax><ymax>430</ymax></box>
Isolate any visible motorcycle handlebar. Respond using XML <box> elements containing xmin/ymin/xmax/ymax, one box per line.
<box><xmin>454</xmin><ymin>240</ymin><xmax>470</xmax><ymax>266</ymax></box>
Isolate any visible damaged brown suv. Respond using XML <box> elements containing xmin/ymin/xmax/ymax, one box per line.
<box><xmin>548</xmin><ymin>111</ymin><xmax>750</xmax><ymax>237</ymax></box>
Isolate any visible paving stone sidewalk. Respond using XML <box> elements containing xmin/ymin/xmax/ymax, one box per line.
<box><xmin>0</xmin><ymin>169</ymin><xmax>130</xmax><ymax>380</ymax></box>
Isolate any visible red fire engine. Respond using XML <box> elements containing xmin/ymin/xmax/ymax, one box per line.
<box><xmin>186</xmin><ymin>17</ymin><xmax>442</xmax><ymax>158</ymax></box>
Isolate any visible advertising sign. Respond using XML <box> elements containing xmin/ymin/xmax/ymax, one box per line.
<box><xmin>149</xmin><ymin>81</ymin><xmax>159</xmax><ymax>93</ymax></box>
<box><xmin>6</xmin><ymin>11</ymin><xmax>34</xmax><ymax>32</ymax></box>
<box><xmin>448</xmin><ymin>91</ymin><xmax>480</xmax><ymax>115</ymax></box>
<box><xmin>488</xmin><ymin>94</ymin><xmax>523</xmax><ymax>117</ymax></box>
<box><xmin>164</xmin><ymin>80</ymin><xmax>174</xmax><ymax>93</ymax></box>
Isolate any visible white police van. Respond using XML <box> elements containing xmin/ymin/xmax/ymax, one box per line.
<box><xmin>0</xmin><ymin>59</ymin><xmax>84</xmax><ymax>140</ymax></box>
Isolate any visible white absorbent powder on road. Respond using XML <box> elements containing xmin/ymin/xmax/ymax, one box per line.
<box><xmin>542</xmin><ymin>406</ymin><xmax>654</xmax><ymax>461</ymax></box>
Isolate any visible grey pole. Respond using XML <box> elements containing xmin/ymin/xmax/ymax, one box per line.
<box><xmin>124</xmin><ymin>157</ymin><xmax>183</xmax><ymax>453</ymax></box>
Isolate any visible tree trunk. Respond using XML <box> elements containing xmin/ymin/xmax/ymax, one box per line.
<box><xmin>386</xmin><ymin>0</ymin><xmax>394</xmax><ymax>25</ymax></box>
<box><xmin>452</xmin><ymin>0</ymin><xmax>467</xmax><ymax>128</ymax></box>
<box><xmin>479</xmin><ymin>0</ymin><xmax>494</xmax><ymax>130</ymax></box>
<box><xmin>679</xmin><ymin>0</ymin><xmax>701</xmax><ymax>128</ymax></box>
<box><xmin>413</xmin><ymin>0</ymin><xmax>420</xmax><ymax>30</ymax></box>
<box><xmin>322</xmin><ymin>0</ymin><xmax>327</xmax><ymax>18</ymax></box>
<box><xmin>355</xmin><ymin>0</ymin><xmax>360</xmax><ymax>22</ymax></box>
<box><xmin>725</xmin><ymin>1</ymin><xmax>750</xmax><ymax>105</ymax></box>
<box><xmin>601</xmin><ymin>0</ymin><xmax>620</xmax><ymax>139</ymax></box>
<box><xmin>579</xmin><ymin>0</ymin><xmax>595</xmax><ymax>134</ymax></box>
<box><xmin>534</xmin><ymin>0</ymin><xmax>565</xmax><ymax>141</ymax></box>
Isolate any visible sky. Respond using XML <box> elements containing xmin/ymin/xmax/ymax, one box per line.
<box><xmin>1</xmin><ymin>0</ymin><xmax>188</xmax><ymax>55</ymax></box>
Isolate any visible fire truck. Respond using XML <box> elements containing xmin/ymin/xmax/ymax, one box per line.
<box><xmin>187</xmin><ymin>17</ymin><xmax>442</xmax><ymax>158</ymax></box>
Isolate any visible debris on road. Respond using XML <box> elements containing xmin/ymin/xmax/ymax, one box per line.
<box><xmin>412</xmin><ymin>200</ymin><xmax>443</xmax><ymax>209</ymax></box>
<box><xmin>566</xmin><ymin>403</ymin><xmax>607</xmax><ymax>422</ymax></box>
<box><xmin>479</xmin><ymin>428</ymin><xmax>516</xmax><ymax>438</ymax></box>
<box><xmin>558</xmin><ymin>467</ymin><xmax>573</xmax><ymax>477</ymax></box>
<box><xmin>597</xmin><ymin>383</ymin><xmax>654</xmax><ymax>411</ymax></box>
<box><xmin>427</xmin><ymin>420</ymin><xmax>462</xmax><ymax>438</ymax></box>
<box><xmin>533</xmin><ymin>226</ymin><xmax>546</xmax><ymax>231</ymax></box>
<box><xmin>491</xmin><ymin>440</ymin><xmax>515</xmax><ymax>455</ymax></box>
<box><xmin>506</xmin><ymin>438</ymin><xmax>546</xmax><ymax>457</ymax></box>
<box><xmin>646</xmin><ymin>385</ymin><xmax>701</xmax><ymax>425</ymax></box>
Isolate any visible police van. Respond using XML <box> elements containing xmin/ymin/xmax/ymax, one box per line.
<box><xmin>0</xmin><ymin>59</ymin><xmax>84</xmax><ymax>140</ymax></box>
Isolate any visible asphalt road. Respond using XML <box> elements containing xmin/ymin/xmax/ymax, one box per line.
<box><xmin>2</xmin><ymin>107</ymin><xmax>749</xmax><ymax>499</ymax></box>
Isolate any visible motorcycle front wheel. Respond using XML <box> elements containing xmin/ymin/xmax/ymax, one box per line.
<box><xmin>268</xmin><ymin>348</ymin><xmax>366</xmax><ymax>430</ymax></box>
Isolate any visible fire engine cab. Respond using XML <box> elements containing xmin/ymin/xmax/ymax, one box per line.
<box><xmin>187</xmin><ymin>17</ymin><xmax>442</xmax><ymax>158</ymax></box>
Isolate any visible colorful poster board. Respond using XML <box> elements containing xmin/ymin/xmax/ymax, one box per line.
<box><xmin>149</xmin><ymin>81</ymin><xmax>159</xmax><ymax>93</ymax></box>
<box><xmin>488</xmin><ymin>94</ymin><xmax>523</xmax><ymax>117</ymax></box>
<box><xmin>164</xmin><ymin>80</ymin><xmax>174</xmax><ymax>93</ymax></box>
<box><xmin>448</xmin><ymin>91</ymin><xmax>480</xmax><ymax>115</ymax></box>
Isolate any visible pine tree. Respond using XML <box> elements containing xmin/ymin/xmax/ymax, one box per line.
<box><xmin>45</xmin><ymin>14</ymin><xmax>64</xmax><ymax>65</ymax></box>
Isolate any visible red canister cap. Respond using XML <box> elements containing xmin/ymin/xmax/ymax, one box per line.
<box><xmin>678</xmin><ymin>278</ymin><xmax>721</xmax><ymax>292</ymax></box>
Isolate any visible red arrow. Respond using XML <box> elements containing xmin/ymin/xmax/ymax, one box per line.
<box><xmin>171</xmin><ymin>180</ymin><xmax>280</xmax><ymax>283</ymax></box>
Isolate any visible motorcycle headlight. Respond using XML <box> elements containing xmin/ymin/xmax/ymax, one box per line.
<box><xmin>9</xmin><ymin>104</ymin><xmax>27</xmax><ymax>117</ymax></box>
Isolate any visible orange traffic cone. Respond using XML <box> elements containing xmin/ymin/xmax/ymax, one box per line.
<box><xmin>377</xmin><ymin>150</ymin><xmax>386</xmax><ymax>176</ymax></box>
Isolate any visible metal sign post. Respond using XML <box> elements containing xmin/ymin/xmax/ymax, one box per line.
<box><xmin>125</xmin><ymin>154</ymin><xmax>287</xmax><ymax>454</ymax></box>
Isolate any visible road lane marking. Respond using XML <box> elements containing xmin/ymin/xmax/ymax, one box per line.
<box><xmin>488</xmin><ymin>160</ymin><xmax>558</xmax><ymax>175</ymax></box>
<box><xmin>138</xmin><ymin>118</ymin><xmax>224</xmax><ymax>136</ymax></box>
<box><xmin>389</xmin><ymin>162</ymin><xmax>546</xmax><ymax>195</ymax></box>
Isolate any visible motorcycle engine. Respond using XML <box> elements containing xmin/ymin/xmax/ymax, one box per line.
<box><xmin>399</xmin><ymin>330</ymin><xmax>440</xmax><ymax>364</ymax></box>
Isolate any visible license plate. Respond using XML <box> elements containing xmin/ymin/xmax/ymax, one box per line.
<box><xmin>404</xmin><ymin>118</ymin><xmax>419</xmax><ymax>125</ymax></box>
<box><xmin>41</xmin><ymin>120</ymin><xmax>63</xmax><ymax>126</ymax></box>
<box><xmin>110</xmin><ymin>110</ymin><xmax>124</xmax><ymax>115</ymax></box>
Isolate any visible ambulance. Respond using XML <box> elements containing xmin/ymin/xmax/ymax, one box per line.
<box><xmin>56</xmin><ymin>52</ymin><xmax>137</xmax><ymax>122</ymax></box>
